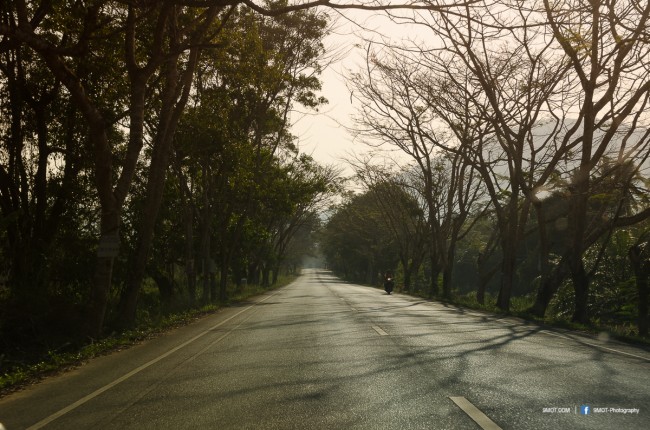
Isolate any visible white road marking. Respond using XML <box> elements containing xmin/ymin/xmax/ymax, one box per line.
<box><xmin>372</xmin><ymin>325</ymin><xmax>389</xmax><ymax>336</ymax></box>
<box><xmin>480</xmin><ymin>316</ymin><xmax>649</xmax><ymax>362</ymax></box>
<box><xmin>538</xmin><ymin>330</ymin><xmax>650</xmax><ymax>362</ymax></box>
<box><xmin>26</xmin><ymin>292</ymin><xmax>279</xmax><ymax>430</ymax></box>
<box><xmin>450</xmin><ymin>396</ymin><xmax>502</xmax><ymax>430</ymax></box>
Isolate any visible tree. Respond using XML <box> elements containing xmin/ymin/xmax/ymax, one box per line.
<box><xmin>629</xmin><ymin>231</ymin><xmax>650</xmax><ymax>336</ymax></box>
<box><xmin>321</xmin><ymin>191</ymin><xmax>399</xmax><ymax>284</ymax></box>
<box><xmin>0</xmin><ymin>4</ymin><xmax>111</xmax><ymax>336</ymax></box>
<box><xmin>539</xmin><ymin>0</ymin><xmax>650</xmax><ymax>323</ymax></box>
<box><xmin>264</xmin><ymin>154</ymin><xmax>339</xmax><ymax>285</ymax></box>
<box><xmin>352</xmin><ymin>161</ymin><xmax>429</xmax><ymax>291</ymax></box>
<box><xmin>167</xmin><ymin>5</ymin><xmax>329</xmax><ymax>306</ymax></box>
<box><xmin>352</xmin><ymin>0</ymin><xmax>650</xmax><ymax>320</ymax></box>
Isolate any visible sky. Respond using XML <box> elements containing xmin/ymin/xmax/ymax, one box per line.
<box><xmin>291</xmin><ymin>9</ymin><xmax>425</xmax><ymax>173</ymax></box>
<box><xmin>291</xmin><ymin>16</ymin><xmax>365</xmax><ymax>171</ymax></box>
<box><xmin>292</xmin><ymin>46</ymin><xmax>359</xmax><ymax>169</ymax></box>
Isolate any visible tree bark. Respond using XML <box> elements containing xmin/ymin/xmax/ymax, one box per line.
<box><xmin>571</xmin><ymin>260</ymin><xmax>590</xmax><ymax>323</ymax></box>
<box><xmin>184</xmin><ymin>201</ymin><xmax>196</xmax><ymax>305</ymax></box>
<box><xmin>529</xmin><ymin>254</ymin><xmax>570</xmax><ymax>317</ymax></box>
<box><xmin>200</xmin><ymin>198</ymin><xmax>212</xmax><ymax>304</ymax></box>
<box><xmin>119</xmin><ymin>42</ymin><xmax>200</xmax><ymax>325</ymax></box>
<box><xmin>629</xmin><ymin>243</ymin><xmax>649</xmax><ymax>336</ymax></box>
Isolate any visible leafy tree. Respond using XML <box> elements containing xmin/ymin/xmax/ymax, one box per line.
<box><xmin>351</xmin><ymin>161</ymin><xmax>429</xmax><ymax>292</ymax></box>
<box><xmin>321</xmin><ymin>191</ymin><xmax>400</xmax><ymax>284</ymax></box>
<box><xmin>629</xmin><ymin>230</ymin><xmax>650</xmax><ymax>336</ymax></box>
<box><xmin>0</xmin><ymin>14</ymin><xmax>100</xmax><ymax>341</ymax></box>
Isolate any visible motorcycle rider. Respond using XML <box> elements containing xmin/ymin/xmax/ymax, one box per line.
<box><xmin>384</xmin><ymin>270</ymin><xmax>394</xmax><ymax>295</ymax></box>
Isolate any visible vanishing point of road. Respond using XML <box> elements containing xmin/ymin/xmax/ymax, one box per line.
<box><xmin>1</xmin><ymin>269</ymin><xmax>648</xmax><ymax>429</ymax></box>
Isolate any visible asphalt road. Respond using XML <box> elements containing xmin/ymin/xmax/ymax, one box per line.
<box><xmin>1</xmin><ymin>269</ymin><xmax>649</xmax><ymax>429</ymax></box>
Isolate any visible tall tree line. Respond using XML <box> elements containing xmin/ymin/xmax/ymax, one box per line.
<box><xmin>324</xmin><ymin>0</ymin><xmax>650</xmax><ymax>334</ymax></box>
<box><xmin>0</xmin><ymin>1</ymin><xmax>337</xmax><ymax>354</ymax></box>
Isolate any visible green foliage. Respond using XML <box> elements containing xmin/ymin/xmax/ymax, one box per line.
<box><xmin>0</xmin><ymin>0</ymin><xmax>334</xmax><ymax>377</ymax></box>
<box><xmin>321</xmin><ymin>191</ymin><xmax>401</xmax><ymax>283</ymax></box>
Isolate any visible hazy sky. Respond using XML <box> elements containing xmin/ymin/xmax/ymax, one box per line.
<box><xmin>292</xmin><ymin>44</ymin><xmax>359</xmax><ymax>169</ymax></box>
<box><xmin>291</xmin><ymin>20</ymin><xmax>364</xmax><ymax>170</ymax></box>
<box><xmin>291</xmin><ymin>9</ymin><xmax>422</xmax><ymax>172</ymax></box>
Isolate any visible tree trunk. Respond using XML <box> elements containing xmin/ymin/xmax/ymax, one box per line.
<box><xmin>476</xmin><ymin>252</ymin><xmax>489</xmax><ymax>305</ymax></box>
<box><xmin>151</xmin><ymin>267</ymin><xmax>174</xmax><ymax>308</ymax></box>
<box><xmin>219</xmin><ymin>252</ymin><xmax>230</xmax><ymax>301</ymax></box>
<box><xmin>568</xmin><ymin>176</ymin><xmax>590</xmax><ymax>324</ymax></box>
<box><xmin>201</xmin><ymin>230</ymin><xmax>212</xmax><ymax>304</ymax></box>
<box><xmin>403</xmin><ymin>258</ymin><xmax>413</xmax><ymax>292</ymax></box>
<box><xmin>210</xmin><ymin>271</ymin><xmax>218</xmax><ymax>302</ymax></box>
<box><xmin>248</xmin><ymin>262</ymin><xmax>260</xmax><ymax>285</ymax></box>
<box><xmin>428</xmin><ymin>240</ymin><xmax>439</xmax><ymax>297</ymax></box>
<box><xmin>571</xmin><ymin>261</ymin><xmax>589</xmax><ymax>323</ymax></box>
<box><xmin>183</xmin><ymin>202</ymin><xmax>196</xmax><ymax>305</ymax></box>
<box><xmin>496</xmin><ymin>232</ymin><xmax>516</xmax><ymax>311</ymax></box>
<box><xmin>429</xmin><ymin>268</ymin><xmax>439</xmax><ymax>299</ymax></box>
<box><xmin>529</xmin><ymin>200</ymin><xmax>552</xmax><ymax>315</ymax></box>
<box><xmin>496</xmin><ymin>194</ymin><xmax>521</xmax><ymax>312</ymax></box>
<box><xmin>88</xmin><ymin>115</ymin><xmax>120</xmax><ymax>337</ymax></box>
<box><xmin>529</xmin><ymin>254</ymin><xmax>570</xmax><ymax>317</ymax></box>
<box><xmin>118</xmin><ymin>53</ymin><xmax>184</xmax><ymax>327</ymax></box>
<box><xmin>442</xmin><ymin>237</ymin><xmax>457</xmax><ymax>299</ymax></box>
<box><xmin>272</xmin><ymin>266</ymin><xmax>280</xmax><ymax>285</ymax></box>
<box><xmin>88</xmin><ymin>206</ymin><xmax>119</xmax><ymax>337</ymax></box>
<box><xmin>262</xmin><ymin>265</ymin><xmax>270</xmax><ymax>288</ymax></box>
<box><xmin>629</xmin><ymin>244</ymin><xmax>649</xmax><ymax>336</ymax></box>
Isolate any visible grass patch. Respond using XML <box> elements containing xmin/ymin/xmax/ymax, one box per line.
<box><xmin>0</xmin><ymin>275</ymin><xmax>296</xmax><ymax>397</ymax></box>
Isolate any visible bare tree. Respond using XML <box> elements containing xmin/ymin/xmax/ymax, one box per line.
<box><xmin>370</xmin><ymin>0</ymin><xmax>650</xmax><ymax>318</ymax></box>
<box><xmin>350</xmin><ymin>54</ymin><xmax>485</xmax><ymax>297</ymax></box>
<box><xmin>539</xmin><ymin>0</ymin><xmax>650</xmax><ymax>323</ymax></box>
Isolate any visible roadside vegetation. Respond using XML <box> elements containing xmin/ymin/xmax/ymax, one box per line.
<box><xmin>0</xmin><ymin>2</ymin><xmax>338</xmax><ymax>392</ymax></box>
<box><xmin>321</xmin><ymin>1</ymin><xmax>650</xmax><ymax>340</ymax></box>
<box><xmin>0</xmin><ymin>274</ymin><xmax>297</xmax><ymax>396</ymax></box>
<box><xmin>1</xmin><ymin>0</ymin><xmax>649</xmax><ymax>400</ymax></box>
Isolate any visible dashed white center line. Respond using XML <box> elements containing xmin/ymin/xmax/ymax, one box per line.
<box><xmin>372</xmin><ymin>325</ymin><xmax>389</xmax><ymax>336</ymax></box>
<box><xmin>450</xmin><ymin>397</ymin><xmax>502</xmax><ymax>430</ymax></box>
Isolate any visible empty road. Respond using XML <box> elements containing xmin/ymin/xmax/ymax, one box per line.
<box><xmin>1</xmin><ymin>269</ymin><xmax>649</xmax><ymax>429</ymax></box>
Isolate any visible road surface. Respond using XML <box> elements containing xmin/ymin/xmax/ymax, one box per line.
<box><xmin>1</xmin><ymin>269</ymin><xmax>649</xmax><ymax>429</ymax></box>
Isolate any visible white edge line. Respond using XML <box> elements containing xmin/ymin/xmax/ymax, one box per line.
<box><xmin>450</xmin><ymin>396</ymin><xmax>502</xmax><ymax>430</ymax></box>
<box><xmin>486</xmin><ymin>318</ymin><xmax>648</xmax><ymax>363</ymax></box>
<box><xmin>539</xmin><ymin>330</ymin><xmax>650</xmax><ymax>362</ymax></box>
<box><xmin>26</xmin><ymin>292</ymin><xmax>278</xmax><ymax>430</ymax></box>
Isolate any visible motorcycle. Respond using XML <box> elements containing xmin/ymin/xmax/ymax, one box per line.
<box><xmin>384</xmin><ymin>277</ymin><xmax>394</xmax><ymax>295</ymax></box>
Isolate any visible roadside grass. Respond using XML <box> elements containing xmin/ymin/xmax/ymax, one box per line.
<box><xmin>379</xmin><ymin>282</ymin><xmax>650</xmax><ymax>347</ymax></box>
<box><xmin>431</xmin><ymin>290</ymin><xmax>650</xmax><ymax>347</ymax></box>
<box><xmin>0</xmin><ymin>275</ymin><xmax>296</xmax><ymax>397</ymax></box>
